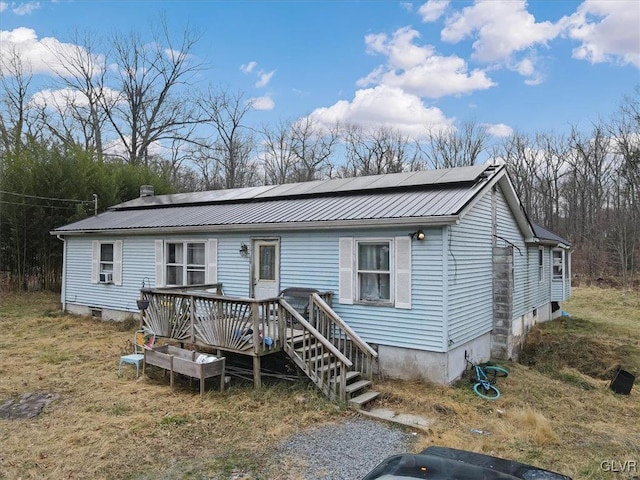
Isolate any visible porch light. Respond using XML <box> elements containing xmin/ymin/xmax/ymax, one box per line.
<box><xmin>410</xmin><ymin>230</ymin><xmax>426</xmax><ymax>241</ymax></box>
<box><xmin>239</xmin><ymin>242</ymin><xmax>249</xmax><ymax>257</ymax></box>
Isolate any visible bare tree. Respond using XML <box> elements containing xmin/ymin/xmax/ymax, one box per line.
<box><xmin>534</xmin><ymin>132</ymin><xmax>570</xmax><ymax>231</ymax></box>
<box><xmin>261</xmin><ymin>120</ymin><xmax>298</xmax><ymax>185</ymax></box>
<box><xmin>290</xmin><ymin>117</ymin><xmax>338</xmax><ymax>181</ymax></box>
<box><xmin>199</xmin><ymin>88</ymin><xmax>259</xmax><ymax>189</ymax></box>
<box><xmin>40</xmin><ymin>30</ymin><xmax>110</xmax><ymax>160</ymax></box>
<box><xmin>102</xmin><ymin>17</ymin><xmax>203</xmax><ymax>166</ymax></box>
<box><xmin>420</xmin><ymin>120</ymin><xmax>488</xmax><ymax>168</ymax></box>
<box><xmin>340</xmin><ymin>124</ymin><xmax>416</xmax><ymax>177</ymax></box>
<box><xmin>606</xmin><ymin>89</ymin><xmax>640</xmax><ymax>286</ymax></box>
<box><xmin>0</xmin><ymin>48</ymin><xmax>34</xmax><ymax>156</ymax></box>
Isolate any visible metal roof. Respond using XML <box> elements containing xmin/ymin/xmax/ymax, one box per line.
<box><xmin>532</xmin><ymin>223</ymin><xmax>571</xmax><ymax>247</ymax></box>
<box><xmin>114</xmin><ymin>165</ymin><xmax>487</xmax><ymax>210</ymax></box>
<box><xmin>53</xmin><ymin>164</ymin><xmax>512</xmax><ymax>234</ymax></box>
<box><xmin>54</xmin><ymin>186</ymin><xmax>478</xmax><ymax>233</ymax></box>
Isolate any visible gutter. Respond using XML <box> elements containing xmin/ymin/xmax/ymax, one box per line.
<box><xmin>56</xmin><ymin>234</ymin><xmax>66</xmax><ymax>311</ymax></box>
<box><xmin>49</xmin><ymin>215</ymin><xmax>461</xmax><ymax>237</ymax></box>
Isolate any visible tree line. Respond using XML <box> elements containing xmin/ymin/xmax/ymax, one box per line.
<box><xmin>1</xmin><ymin>22</ymin><xmax>638</xmax><ymax>290</ymax></box>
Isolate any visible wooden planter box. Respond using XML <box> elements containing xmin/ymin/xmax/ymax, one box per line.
<box><xmin>144</xmin><ymin>345</ymin><xmax>225</xmax><ymax>397</ymax></box>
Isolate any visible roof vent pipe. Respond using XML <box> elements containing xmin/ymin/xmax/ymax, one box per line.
<box><xmin>140</xmin><ymin>185</ymin><xmax>154</xmax><ymax>198</ymax></box>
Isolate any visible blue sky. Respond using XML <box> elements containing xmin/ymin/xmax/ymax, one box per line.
<box><xmin>1</xmin><ymin>0</ymin><xmax>639</xmax><ymax>142</ymax></box>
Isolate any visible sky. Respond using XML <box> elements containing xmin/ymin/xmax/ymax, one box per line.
<box><xmin>1</xmin><ymin>0</ymin><xmax>639</xmax><ymax>143</ymax></box>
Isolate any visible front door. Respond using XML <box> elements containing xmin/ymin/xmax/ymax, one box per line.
<box><xmin>253</xmin><ymin>239</ymin><xmax>280</xmax><ymax>299</ymax></box>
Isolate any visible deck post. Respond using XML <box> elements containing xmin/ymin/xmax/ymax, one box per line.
<box><xmin>253</xmin><ymin>355</ymin><xmax>261</xmax><ymax>389</ymax></box>
<box><xmin>190</xmin><ymin>295</ymin><xmax>196</xmax><ymax>343</ymax></box>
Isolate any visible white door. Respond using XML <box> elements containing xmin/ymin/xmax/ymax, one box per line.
<box><xmin>253</xmin><ymin>239</ymin><xmax>280</xmax><ymax>299</ymax></box>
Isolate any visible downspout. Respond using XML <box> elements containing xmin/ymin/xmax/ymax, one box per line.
<box><xmin>442</xmin><ymin>225</ymin><xmax>449</xmax><ymax>353</ymax></box>
<box><xmin>56</xmin><ymin>234</ymin><xmax>66</xmax><ymax>311</ymax></box>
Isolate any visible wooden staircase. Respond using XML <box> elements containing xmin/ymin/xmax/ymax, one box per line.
<box><xmin>281</xmin><ymin>295</ymin><xmax>379</xmax><ymax>408</ymax></box>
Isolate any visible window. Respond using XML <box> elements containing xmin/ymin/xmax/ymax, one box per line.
<box><xmin>339</xmin><ymin>236</ymin><xmax>411</xmax><ymax>309</ymax></box>
<box><xmin>538</xmin><ymin>247</ymin><xmax>544</xmax><ymax>282</ymax></box>
<box><xmin>166</xmin><ymin>242</ymin><xmax>205</xmax><ymax>286</ymax></box>
<box><xmin>258</xmin><ymin>245</ymin><xmax>276</xmax><ymax>280</ymax></box>
<box><xmin>356</xmin><ymin>241</ymin><xmax>392</xmax><ymax>303</ymax></box>
<box><xmin>552</xmin><ymin>250</ymin><xmax>563</xmax><ymax>281</ymax></box>
<box><xmin>100</xmin><ymin>243</ymin><xmax>114</xmax><ymax>274</ymax></box>
<box><xmin>92</xmin><ymin>240</ymin><xmax>122</xmax><ymax>285</ymax></box>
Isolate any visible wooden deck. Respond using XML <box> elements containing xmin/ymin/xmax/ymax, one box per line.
<box><xmin>139</xmin><ymin>284</ymin><xmax>378</xmax><ymax>403</ymax></box>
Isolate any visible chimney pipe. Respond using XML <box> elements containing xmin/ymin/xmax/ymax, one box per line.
<box><xmin>140</xmin><ymin>185</ymin><xmax>154</xmax><ymax>198</ymax></box>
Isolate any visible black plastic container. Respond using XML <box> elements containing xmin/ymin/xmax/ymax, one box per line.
<box><xmin>610</xmin><ymin>368</ymin><xmax>635</xmax><ymax>395</ymax></box>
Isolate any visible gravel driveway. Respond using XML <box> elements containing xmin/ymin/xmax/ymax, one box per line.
<box><xmin>275</xmin><ymin>417</ymin><xmax>415</xmax><ymax>480</ymax></box>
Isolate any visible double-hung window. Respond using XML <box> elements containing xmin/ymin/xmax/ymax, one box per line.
<box><xmin>166</xmin><ymin>242</ymin><xmax>205</xmax><ymax>286</ymax></box>
<box><xmin>538</xmin><ymin>247</ymin><xmax>544</xmax><ymax>282</ymax></box>
<box><xmin>339</xmin><ymin>236</ymin><xmax>411</xmax><ymax>309</ymax></box>
<box><xmin>92</xmin><ymin>240</ymin><xmax>122</xmax><ymax>285</ymax></box>
<box><xmin>356</xmin><ymin>240</ymin><xmax>392</xmax><ymax>304</ymax></box>
<box><xmin>552</xmin><ymin>250</ymin><xmax>564</xmax><ymax>281</ymax></box>
<box><xmin>100</xmin><ymin>243</ymin><xmax>114</xmax><ymax>275</ymax></box>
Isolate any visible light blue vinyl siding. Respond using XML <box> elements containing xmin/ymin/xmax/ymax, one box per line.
<box><xmin>280</xmin><ymin>228</ymin><xmax>446</xmax><ymax>352</ymax></box>
<box><xmin>447</xmin><ymin>192</ymin><xmax>494</xmax><ymax>347</ymax></box>
<box><xmin>63</xmin><ymin>229</ymin><xmax>446</xmax><ymax>351</ymax></box>
<box><xmin>527</xmin><ymin>245</ymin><xmax>552</xmax><ymax>310</ymax></box>
<box><xmin>216</xmin><ymin>234</ymin><xmax>251</xmax><ymax>297</ymax></box>
<box><xmin>65</xmin><ymin>236</ymin><xmax>157</xmax><ymax>313</ymax></box>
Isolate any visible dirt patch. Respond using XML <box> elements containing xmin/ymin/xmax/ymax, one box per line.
<box><xmin>0</xmin><ymin>392</ymin><xmax>59</xmax><ymax>420</ymax></box>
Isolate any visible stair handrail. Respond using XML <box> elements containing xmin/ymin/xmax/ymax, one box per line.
<box><xmin>311</xmin><ymin>293</ymin><xmax>378</xmax><ymax>359</ymax></box>
<box><xmin>280</xmin><ymin>300</ymin><xmax>353</xmax><ymax>369</ymax></box>
<box><xmin>310</xmin><ymin>293</ymin><xmax>378</xmax><ymax>380</ymax></box>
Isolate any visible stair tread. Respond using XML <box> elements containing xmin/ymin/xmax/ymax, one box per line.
<box><xmin>330</xmin><ymin>370</ymin><xmax>361</xmax><ymax>384</ymax></box>
<box><xmin>345</xmin><ymin>379</ymin><xmax>371</xmax><ymax>393</ymax></box>
<box><xmin>345</xmin><ymin>371</ymin><xmax>361</xmax><ymax>381</ymax></box>
<box><xmin>349</xmin><ymin>390</ymin><xmax>380</xmax><ymax>407</ymax></box>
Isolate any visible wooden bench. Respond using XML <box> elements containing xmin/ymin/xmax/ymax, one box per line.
<box><xmin>144</xmin><ymin>345</ymin><xmax>225</xmax><ymax>397</ymax></box>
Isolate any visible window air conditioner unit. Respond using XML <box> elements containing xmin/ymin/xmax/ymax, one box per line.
<box><xmin>99</xmin><ymin>272</ymin><xmax>113</xmax><ymax>283</ymax></box>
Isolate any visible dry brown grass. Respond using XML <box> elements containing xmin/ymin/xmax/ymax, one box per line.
<box><xmin>373</xmin><ymin>287</ymin><xmax>640</xmax><ymax>479</ymax></box>
<box><xmin>0</xmin><ymin>292</ymin><xmax>348</xmax><ymax>480</ymax></box>
<box><xmin>1</xmin><ymin>288</ymin><xmax>639</xmax><ymax>479</ymax></box>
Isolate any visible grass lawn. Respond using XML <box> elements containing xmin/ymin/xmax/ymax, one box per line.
<box><xmin>1</xmin><ymin>287</ymin><xmax>639</xmax><ymax>479</ymax></box>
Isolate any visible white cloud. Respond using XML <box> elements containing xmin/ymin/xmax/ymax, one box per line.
<box><xmin>12</xmin><ymin>1</ymin><xmax>40</xmax><ymax>15</ymax></box>
<box><xmin>164</xmin><ymin>48</ymin><xmax>192</xmax><ymax>62</ymax></box>
<box><xmin>400</xmin><ymin>2</ymin><xmax>413</xmax><ymax>13</ymax></box>
<box><xmin>255</xmin><ymin>69</ymin><xmax>275</xmax><ymax>88</ymax></box>
<box><xmin>0</xmin><ymin>2</ymin><xmax>8</xmax><ymax>13</ymax></box>
<box><xmin>308</xmin><ymin>85</ymin><xmax>453</xmax><ymax>139</ymax></box>
<box><xmin>561</xmin><ymin>0</ymin><xmax>640</xmax><ymax>68</ymax></box>
<box><xmin>359</xmin><ymin>27</ymin><xmax>495</xmax><ymax>98</ymax></box>
<box><xmin>485</xmin><ymin>123</ymin><xmax>513</xmax><ymax>138</ymax></box>
<box><xmin>248</xmin><ymin>95</ymin><xmax>275</xmax><ymax>111</ymax></box>
<box><xmin>30</xmin><ymin>86</ymin><xmax>121</xmax><ymax>110</ymax></box>
<box><xmin>240</xmin><ymin>61</ymin><xmax>257</xmax><ymax>74</ymax></box>
<box><xmin>512</xmin><ymin>56</ymin><xmax>545</xmax><ymax>85</ymax></box>
<box><xmin>441</xmin><ymin>1</ymin><xmax>561</xmax><ymax>63</ymax></box>
<box><xmin>0</xmin><ymin>27</ymin><xmax>104</xmax><ymax>77</ymax></box>
<box><xmin>418</xmin><ymin>0</ymin><xmax>449</xmax><ymax>22</ymax></box>
<box><xmin>104</xmin><ymin>136</ymin><xmax>166</xmax><ymax>159</ymax></box>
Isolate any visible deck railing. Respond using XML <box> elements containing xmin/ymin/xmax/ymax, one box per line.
<box><xmin>140</xmin><ymin>287</ymin><xmax>282</xmax><ymax>355</ymax></box>
<box><xmin>139</xmin><ymin>286</ymin><xmax>375</xmax><ymax>402</ymax></box>
<box><xmin>309</xmin><ymin>293</ymin><xmax>378</xmax><ymax>379</ymax></box>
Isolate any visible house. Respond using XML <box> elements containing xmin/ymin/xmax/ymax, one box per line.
<box><xmin>52</xmin><ymin>163</ymin><xmax>571</xmax><ymax>386</ymax></box>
